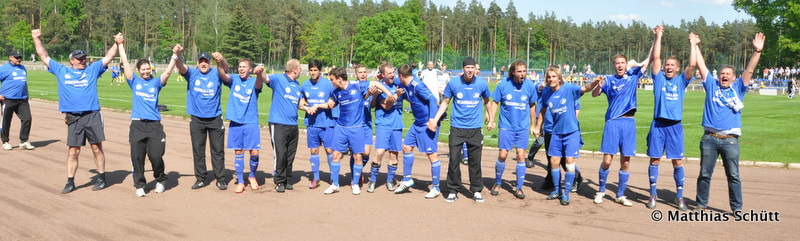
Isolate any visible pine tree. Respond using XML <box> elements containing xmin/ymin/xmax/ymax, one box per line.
<box><xmin>219</xmin><ymin>4</ymin><xmax>258</xmax><ymax>63</ymax></box>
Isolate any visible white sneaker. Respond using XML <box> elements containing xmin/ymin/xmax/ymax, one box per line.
<box><xmin>616</xmin><ymin>196</ymin><xmax>633</xmax><ymax>207</ymax></box>
<box><xmin>19</xmin><ymin>142</ymin><xmax>34</xmax><ymax>150</ymax></box>
<box><xmin>155</xmin><ymin>182</ymin><xmax>166</xmax><ymax>193</ymax></box>
<box><xmin>324</xmin><ymin>185</ymin><xmax>340</xmax><ymax>195</ymax></box>
<box><xmin>473</xmin><ymin>192</ymin><xmax>484</xmax><ymax>203</ymax></box>
<box><xmin>593</xmin><ymin>192</ymin><xmax>606</xmax><ymax>204</ymax></box>
<box><xmin>135</xmin><ymin>188</ymin><xmax>146</xmax><ymax>197</ymax></box>
<box><xmin>425</xmin><ymin>188</ymin><xmax>441</xmax><ymax>199</ymax></box>
<box><xmin>393</xmin><ymin>180</ymin><xmax>414</xmax><ymax>194</ymax></box>
<box><xmin>352</xmin><ymin>185</ymin><xmax>361</xmax><ymax>195</ymax></box>
<box><xmin>2</xmin><ymin>142</ymin><xmax>12</xmax><ymax>150</ymax></box>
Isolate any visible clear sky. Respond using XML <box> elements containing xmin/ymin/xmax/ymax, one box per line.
<box><xmin>422</xmin><ymin>0</ymin><xmax>753</xmax><ymax>26</ymax></box>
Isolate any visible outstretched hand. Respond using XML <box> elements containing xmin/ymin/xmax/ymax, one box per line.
<box><xmin>114</xmin><ymin>33</ymin><xmax>124</xmax><ymax>44</ymax></box>
<box><xmin>753</xmin><ymin>32</ymin><xmax>765</xmax><ymax>52</ymax></box>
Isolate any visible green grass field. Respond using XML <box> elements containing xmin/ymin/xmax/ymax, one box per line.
<box><xmin>24</xmin><ymin>70</ymin><xmax>799</xmax><ymax>163</ymax></box>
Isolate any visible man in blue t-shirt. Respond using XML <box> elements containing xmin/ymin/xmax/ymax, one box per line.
<box><xmin>298</xmin><ymin>59</ymin><xmax>335</xmax><ymax>189</ymax></box>
<box><xmin>349</xmin><ymin>64</ymin><xmax>373</xmax><ymax>187</ymax></box>
<box><xmin>486</xmin><ymin>61</ymin><xmax>538</xmax><ymax>199</ymax></box>
<box><xmin>215</xmin><ymin>53</ymin><xmax>265</xmax><ymax>194</ymax></box>
<box><xmin>110</xmin><ymin>62</ymin><xmax>121</xmax><ymax>85</ymax></box>
<box><xmin>0</xmin><ymin>50</ymin><xmax>35</xmax><ymax>151</ymax></box>
<box><xmin>645</xmin><ymin>26</ymin><xmax>694</xmax><ymax>210</ymax></box>
<box><xmin>433</xmin><ymin>57</ymin><xmax>492</xmax><ymax>203</ymax></box>
<box><xmin>366</xmin><ymin>62</ymin><xmax>405</xmax><ymax>193</ymax></box>
<box><xmin>175</xmin><ymin>46</ymin><xmax>228</xmax><ymax>191</ymax></box>
<box><xmin>695</xmin><ymin>32</ymin><xmax>764</xmax><ymax>212</ymax></box>
<box><xmin>262</xmin><ymin>59</ymin><xmax>304</xmax><ymax>192</ymax></box>
<box><xmin>591</xmin><ymin>36</ymin><xmax>654</xmax><ymax>207</ymax></box>
<box><xmin>32</xmin><ymin>29</ymin><xmax>121</xmax><ymax>194</ymax></box>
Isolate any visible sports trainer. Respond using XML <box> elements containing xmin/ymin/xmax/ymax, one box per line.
<box><xmin>0</xmin><ymin>50</ymin><xmax>35</xmax><ymax>151</ymax></box>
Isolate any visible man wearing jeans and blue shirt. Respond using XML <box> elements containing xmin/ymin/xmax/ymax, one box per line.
<box><xmin>694</xmin><ymin>32</ymin><xmax>764</xmax><ymax>212</ymax></box>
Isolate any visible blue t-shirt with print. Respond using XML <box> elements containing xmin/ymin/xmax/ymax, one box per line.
<box><xmin>601</xmin><ymin>66</ymin><xmax>642</xmax><ymax>120</ymax></box>
<box><xmin>492</xmin><ymin>77</ymin><xmax>537</xmax><ymax>131</ymax></box>
<box><xmin>48</xmin><ymin>59</ymin><xmax>105</xmax><ymax>112</ymax></box>
<box><xmin>652</xmin><ymin>72</ymin><xmax>690</xmax><ymax>121</ymax></box>
<box><xmin>702</xmin><ymin>75</ymin><xmax>747</xmax><ymax>131</ymax></box>
<box><xmin>267</xmin><ymin>73</ymin><xmax>302</xmax><ymax>125</ymax></box>
<box><xmin>224</xmin><ymin>74</ymin><xmax>261</xmax><ymax>124</ymax></box>
<box><xmin>374</xmin><ymin>81</ymin><xmax>405</xmax><ymax>130</ymax></box>
<box><xmin>0</xmin><ymin>62</ymin><xmax>28</xmax><ymax>99</ymax></box>
<box><xmin>540</xmin><ymin>83</ymin><xmax>582</xmax><ymax>135</ymax></box>
<box><xmin>443</xmin><ymin>75</ymin><xmax>490</xmax><ymax>129</ymax></box>
<box><xmin>301</xmin><ymin>77</ymin><xmax>335</xmax><ymax>127</ymax></box>
<box><xmin>332</xmin><ymin>81</ymin><xmax>370</xmax><ymax>127</ymax></box>
<box><xmin>128</xmin><ymin>75</ymin><xmax>163</xmax><ymax>120</ymax></box>
<box><xmin>402</xmin><ymin>78</ymin><xmax>439</xmax><ymax>126</ymax></box>
<box><xmin>183</xmin><ymin>67</ymin><xmax>222</xmax><ymax>118</ymax></box>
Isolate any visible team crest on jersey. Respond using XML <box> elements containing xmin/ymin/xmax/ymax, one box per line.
<box><xmin>350</xmin><ymin>89</ymin><xmax>357</xmax><ymax>95</ymax></box>
<box><xmin>317</xmin><ymin>92</ymin><xmax>324</xmax><ymax>98</ymax></box>
<box><xmin>285</xmin><ymin>87</ymin><xmax>291</xmax><ymax>93</ymax></box>
<box><xmin>548</xmin><ymin>102</ymin><xmax>553</xmax><ymax>108</ymax></box>
<box><xmin>135</xmin><ymin>84</ymin><xmax>142</xmax><ymax>90</ymax></box>
<box><xmin>473</xmin><ymin>93</ymin><xmax>480</xmax><ymax>98</ymax></box>
<box><xmin>560</xmin><ymin>98</ymin><xmax>567</xmax><ymax>105</ymax></box>
<box><xmin>11</xmin><ymin>72</ymin><xmax>17</xmax><ymax>76</ymax></box>
<box><xmin>246</xmin><ymin>89</ymin><xmax>252</xmax><ymax>95</ymax></box>
<box><xmin>65</xmin><ymin>74</ymin><xmax>71</xmax><ymax>79</ymax></box>
<box><xmin>195</xmin><ymin>80</ymin><xmax>201</xmax><ymax>86</ymax></box>
<box><xmin>149</xmin><ymin>87</ymin><xmax>155</xmax><ymax>93</ymax></box>
<box><xmin>235</xmin><ymin>85</ymin><xmax>241</xmax><ymax>92</ymax></box>
<box><xmin>206</xmin><ymin>82</ymin><xmax>214</xmax><ymax>88</ymax></box>
<box><xmin>505</xmin><ymin>94</ymin><xmax>512</xmax><ymax>100</ymax></box>
<box><xmin>457</xmin><ymin>92</ymin><xmax>463</xmax><ymax>99</ymax></box>
<box><xmin>521</xmin><ymin>95</ymin><xmax>528</xmax><ymax>101</ymax></box>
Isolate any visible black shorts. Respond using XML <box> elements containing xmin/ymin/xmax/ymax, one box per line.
<box><xmin>66</xmin><ymin>111</ymin><xmax>105</xmax><ymax>146</ymax></box>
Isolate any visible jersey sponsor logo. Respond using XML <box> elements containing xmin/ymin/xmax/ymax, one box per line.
<box><xmin>521</xmin><ymin>95</ymin><xmax>528</xmax><ymax>101</ymax></box>
<box><xmin>246</xmin><ymin>89</ymin><xmax>252</xmax><ymax>95</ymax></box>
<box><xmin>560</xmin><ymin>98</ymin><xmax>567</xmax><ymax>105</ymax></box>
<box><xmin>235</xmin><ymin>85</ymin><xmax>241</xmax><ymax>92</ymax></box>
<box><xmin>317</xmin><ymin>91</ymin><xmax>324</xmax><ymax>98</ymax></box>
<box><xmin>285</xmin><ymin>87</ymin><xmax>291</xmax><ymax>93</ymax></box>
<box><xmin>206</xmin><ymin>81</ymin><xmax>214</xmax><ymax>88</ymax></box>
<box><xmin>473</xmin><ymin>93</ymin><xmax>480</xmax><ymax>98</ymax></box>
<box><xmin>65</xmin><ymin>74</ymin><xmax>71</xmax><ymax>79</ymax></box>
<box><xmin>457</xmin><ymin>92</ymin><xmax>463</xmax><ymax>99</ymax></box>
<box><xmin>11</xmin><ymin>72</ymin><xmax>17</xmax><ymax>76</ymax></box>
<box><xmin>506</xmin><ymin>94</ymin><xmax>512</xmax><ymax>100</ymax></box>
<box><xmin>195</xmin><ymin>80</ymin><xmax>201</xmax><ymax>86</ymax></box>
<box><xmin>149</xmin><ymin>87</ymin><xmax>155</xmax><ymax>93</ymax></box>
<box><xmin>136</xmin><ymin>84</ymin><xmax>142</xmax><ymax>90</ymax></box>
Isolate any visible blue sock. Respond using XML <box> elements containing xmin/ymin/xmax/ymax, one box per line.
<box><xmin>310</xmin><ymin>154</ymin><xmax>321</xmax><ymax>180</ymax></box>
<box><xmin>462</xmin><ymin>143</ymin><xmax>468</xmax><ymax>159</ymax></box>
<box><xmin>363</xmin><ymin>155</ymin><xmax>370</xmax><ymax>165</ymax></box>
<box><xmin>551</xmin><ymin>168</ymin><xmax>561</xmax><ymax>195</ymax></box>
<box><xmin>402</xmin><ymin>153</ymin><xmax>414</xmax><ymax>182</ymax></box>
<box><xmin>598</xmin><ymin>166</ymin><xmax>610</xmax><ymax>193</ymax></box>
<box><xmin>352</xmin><ymin>164</ymin><xmax>363</xmax><ymax>186</ymax></box>
<box><xmin>516</xmin><ymin>162</ymin><xmax>526</xmax><ymax>190</ymax></box>
<box><xmin>431</xmin><ymin>160</ymin><xmax>441</xmax><ymax>190</ymax></box>
<box><xmin>494</xmin><ymin>160</ymin><xmax>506</xmax><ymax>185</ymax></box>
<box><xmin>234</xmin><ymin>153</ymin><xmax>245</xmax><ymax>184</ymax></box>
<box><xmin>387</xmin><ymin>164</ymin><xmax>398</xmax><ymax>183</ymax></box>
<box><xmin>327</xmin><ymin>154</ymin><xmax>333</xmax><ymax>168</ymax></box>
<box><xmin>674</xmin><ymin>166</ymin><xmax>685</xmax><ymax>199</ymax></box>
<box><xmin>249</xmin><ymin>155</ymin><xmax>259</xmax><ymax>178</ymax></box>
<box><xmin>564</xmin><ymin>171</ymin><xmax>575</xmax><ymax>198</ymax></box>
<box><xmin>330</xmin><ymin>162</ymin><xmax>341</xmax><ymax>186</ymax></box>
<box><xmin>617</xmin><ymin>170</ymin><xmax>630</xmax><ymax>198</ymax></box>
<box><xmin>369</xmin><ymin>163</ymin><xmax>380</xmax><ymax>183</ymax></box>
<box><xmin>648</xmin><ymin>164</ymin><xmax>659</xmax><ymax>196</ymax></box>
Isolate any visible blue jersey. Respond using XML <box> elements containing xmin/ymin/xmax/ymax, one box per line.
<box><xmin>301</xmin><ymin>77</ymin><xmax>335</xmax><ymax>127</ymax></box>
<box><xmin>332</xmin><ymin>81</ymin><xmax>370</xmax><ymax>127</ymax></box>
<box><xmin>443</xmin><ymin>75</ymin><xmax>490</xmax><ymax>129</ymax></box>
<box><xmin>541</xmin><ymin>83</ymin><xmax>582</xmax><ymax>135</ymax></box>
<box><xmin>128</xmin><ymin>75</ymin><xmax>163</xmax><ymax>120</ymax></box>
<box><xmin>360</xmin><ymin>80</ymin><xmax>374</xmax><ymax>126</ymax></box>
<box><xmin>267</xmin><ymin>73</ymin><xmax>302</xmax><ymax>125</ymax></box>
<box><xmin>492</xmin><ymin>77</ymin><xmax>537</xmax><ymax>131</ymax></box>
<box><xmin>183</xmin><ymin>67</ymin><xmax>222</xmax><ymax>118</ymax></box>
<box><xmin>374</xmin><ymin>81</ymin><xmax>405</xmax><ymax>130</ymax></box>
<box><xmin>601</xmin><ymin>66</ymin><xmax>642</xmax><ymax>120</ymax></box>
<box><xmin>224</xmin><ymin>74</ymin><xmax>261</xmax><ymax>124</ymax></box>
<box><xmin>702</xmin><ymin>75</ymin><xmax>747</xmax><ymax>131</ymax></box>
<box><xmin>0</xmin><ymin>62</ymin><xmax>28</xmax><ymax>99</ymax></box>
<box><xmin>111</xmin><ymin>66</ymin><xmax>120</xmax><ymax>78</ymax></box>
<box><xmin>47</xmin><ymin>59</ymin><xmax>105</xmax><ymax>112</ymax></box>
<box><xmin>402</xmin><ymin>79</ymin><xmax>438</xmax><ymax>126</ymax></box>
<box><xmin>652</xmin><ymin>72</ymin><xmax>690</xmax><ymax>121</ymax></box>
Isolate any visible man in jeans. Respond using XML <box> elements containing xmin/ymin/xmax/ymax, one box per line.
<box><xmin>694</xmin><ymin>32</ymin><xmax>764</xmax><ymax>212</ymax></box>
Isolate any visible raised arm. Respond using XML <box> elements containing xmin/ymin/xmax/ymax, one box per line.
<box><xmin>693</xmin><ymin>33</ymin><xmax>709</xmax><ymax>81</ymax></box>
<box><xmin>101</xmin><ymin>33</ymin><xmax>122</xmax><ymax>67</ymax></box>
<box><xmin>173</xmin><ymin>44</ymin><xmax>188</xmax><ymax>75</ymax></box>
<box><xmin>584</xmin><ymin>76</ymin><xmax>603</xmax><ymax>94</ymax></box>
<box><xmin>254</xmin><ymin>65</ymin><xmax>266</xmax><ymax>90</ymax></box>
<box><xmin>160</xmin><ymin>53</ymin><xmax>178</xmax><ymax>86</ymax></box>
<box><xmin>685</xmin><ymin>32</ymin><xmax>698</xmax><ymax>80</ymax></box>
<box><xmin>212</xmin><ymin>52</ymin><xmax>231</xmax><ymax>84</ymax></box>
<box><xmin>742</xmin><ymin>33</ymin><xmax>765</xmax><ymax>84</ymax></box>
<box><xmin>652</xmin><ymin>25</ymin><xmax>664</xmax><ymax>76</ymax></box>
<box><xmin>117</xmin><ymin>41</ymin><xmax>134</xmax><ymax>81</ymax></box>
<box><xmin>31</xmin><ymin>29</ymin><xmax>51</xmax><ymax>67</ymax></box>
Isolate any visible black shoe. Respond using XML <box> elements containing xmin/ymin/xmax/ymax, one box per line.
<box><xmin>525</xmin><ymin>158</ymin><xmax>536</xmax><ymax>168</ymax></box>
<box><xmin>571</xmin><ymin>175</ymin><xmax>583</xmax><ymax>193</ymax></box>
<box><xmin>546</xmin><ymin>192</ymin><xmax>560</xmax><ymax>200</ymax></box>
<box><xmin>61</xmin><ymin>182</ymin><xmax>76</xmax><ymax>194</ymax></box>
<box><xmin>92</xmin><ymin>179</ymin><xmax>107</xmax><ymax>191</ymax></box>
<box><xmin>275</xmin><ymin>183</ymin><xmax>286</xmax><ymax>192</ymax></box>
<box><xmin>191</xmin><ymin>181</ymin><xmax>205</xmax><ymax>189</ymax></box>
<box><xmin>536</xmin><ymin>182</ymin><xmax>555</xmax><ymax>191</ymax></box>
<box><xmin>216</xmin><ymin>181</ymin><xmax>228</xmax><ymax>190</ymax></box>
<box><xmin>515</xmin><ymin>189</ymin><xmax>526</xmax><ymax>199</ymax></box>
<box><xmin>560</xmin><ymin>195</ymin><xmax>570</xmax><ymax>205</ymax></box>
<box><xmin>490</xmin><ymin>184</ymin><xmax>500</xmax><ymax>196</ymax></box>
<box><xmin>284</xmin><ymin>183</ymin><xmax>294</xmax><ymax>190</ymax></box>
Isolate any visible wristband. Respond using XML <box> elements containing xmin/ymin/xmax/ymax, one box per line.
<box><xmin>172</xmin><ymin>54</ymin><xmax>178</xmax><ymax>60</ymax></box>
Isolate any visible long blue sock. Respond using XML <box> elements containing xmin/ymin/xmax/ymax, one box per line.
<box><xmin>363</xmin><ymin>155</ymin><xmax>370</xmax><ymax>165</ymax></box>
<box><xmin>564</xmin><ymin>171</ymin><xmax>575</xmax><ymax>198</ymax></box>
<box><xmin>494</xmin><ymin>160</ymin><xmax>506</xmax><ymax>185</ymax></box>
<box><xmin>234</xmin><ymin>153</ymin><xmax>245</xmax><ymax>184</ymax></box>
<box><xmin>310</xmin><ymin>154</ymin><xmax>321</xmax><ymax>180</ymax></box>
<box><xmin>249</xmin><ymin>155</ymin><xmax>259</xmax><ymax>178</ymax></box>
<box><xmin>387</xmin><ymin>164</ymin><xmax>398</xmax><ymax>183</ymax></box>
<box><xmin>369</xmin><ymin>163</ymin><xmax>380</xmax><ymax>183</ymax></box>
<box><xmin>648</xmin><ymin>164</ymin><xmax>659</xmax><ymax>196</ymax></box>
<box><xmin>462</xmin><ymin>143</ymin><xmax>468</xmax><ymax>159</ymax></box>
<box><xmin>431</xmin><ymin>160</ymin><xmax>441</xmax><ymax>190</ymax></box>
<box><xmin>352</xmin><ymin>163</ymin><xmax>363</xmax><ymax>186</ymax></box>
<box><xmin>598</xmin><ymin>166</ymin><xmax>610</xmax><ymax>193</ymax></box>
<box><xmin>617</xmin><ymin>170</ymin><xmax>630</xmax><ymax>198</ymax></box>
<box><xmin>516</xmin><ymin>162</ymin><xmax>526</xmax><ymax>189</ymax></box>
<box><xmin>551</xmin><ymin>168</ymin><xmax>561</xmax><ymax>195</ymax></box>
<box><xmin>402</xmin><ymin>153</ymin><xmax>414</xmax><ymax>182</ymax></box>
<box><xmin>674</xmin><ymin>166</ymin><xmax>685</xmax><ymax>199</ymax></box>
<box><xmin>330</xmin><ymin>162</ymin><xmax>341</xmax><ymax>186</ymax></box>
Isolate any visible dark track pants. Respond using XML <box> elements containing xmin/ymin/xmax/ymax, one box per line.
<box><xmin>129</xmin><ymin>120</ymin><xmax>167</xmax><ymax>188</ymax></box>
<box><xmin>446</xmin><ymin>127</ymin><xmax>484</xmax><ymax>193</ymax></box>
<box><xmin>1</xmin><ymin>99</ymin><xmax>32</xmax><ymax>143</ymax></box>
<box><xmin>190</xmin><ymin>115</ymin><xmax>226</xmax><ymax>182</ymax></box>
<box><xmin>269</xmin><ymin>123</ymin><xmax>299</xmax><ymax>185</ymax></box>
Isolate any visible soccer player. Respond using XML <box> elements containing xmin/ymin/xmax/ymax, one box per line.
<box><xmin>110</xmin><ymin>62</ymin><xmax>121</xmax><ymax>85</ymax></box>
<box><xmin>592</xmin><ymin>36</ymin><xmax>654</xmax><ymax>207</ymax></box>
<box><xmin>349</xmin><ymin>65</ymin><xmax>373</xmax><ymax>186</ymax></box>
<box><xmin>0</xmin><ymin>50</ymin><xmax>35</xmax><ymax>151</ymax></box>
<box><xmin>262</xmin><ymin>59</ymin><xmax>304</xmax><ymax>192</ymax></box>
<box><xmin>367</xmin><ymin>62</ymin><xmax>405</xmax><ymax>193</ymax></box>
<box><xmin>298</xmin><ymin>59</ymin><xmax>335</xmax><ymax>189</ymax></box>
<box><xmin>32</xmin><ymin>29</ymin><xmax>120</xmax><ymax>193</ymax></box>
<box><xmin>174</xmin><ymin>46</ymin><xmax>228</xmax><ymax>191</ymax></box>
<box><xmin>214</xmin><ymin>53</ymin><xmax>265</xmax><ymax>194</ymax></box>
<box><xmin>486</xmin><ymin>60</ymin><xmax>538</xmax><ymax>199</ymax></box>
<box><xmin>118</xmin><ymin>39</ymin><xmax>176</xmax><ymax>197</ymax></box>
<box><xmin>434</xmin><ymin>57</ymin><xmax>492</xmax><ymax>203</ymax></box>
<box><xmin>645</xmin><ymin>26</ymin><xmax>695</xmax><ymax>210</ymax></box>
<box><xmin>539</xmin><ymin>67</ymin><xmax>602</xmax><ymax>205</ymax></box>
<box><xmin>695</xmin><ymin>32</ymin><xmax>764</xmax><ymax>212</ymax></box>
<box><xmin>306</xmin><ymin>67</ymin><xmax>394</xmax><ymax>195</ymax></box>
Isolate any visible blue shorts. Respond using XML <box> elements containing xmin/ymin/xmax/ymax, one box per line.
<box><xmin>332</xmin><ymin>125</ymin><xmax>366</xmax><ymax>154</ymax></box>
<box><xmin>498</xmin><ymin>129</ymin><xmax>529</xmax><ymax>150</ymax></box>
<box><xmin>363</xmin><ymin>125</ymin><xmax>374</xmax><ymax>146</ymax></box>
<box><xmin>403</xmin><ymin>124</ymin><xmax>439</xmax><ymax>154</ymax></box>
<box><xmin>375</xmin><ymin>127</ymin><xmax>402</xmax><ymax>152</ymax></box>
<box><xmin>227</xmin><ymin>122</ymin><xmax>261</xmax><ymax>150</ymax></box>
<box><xmin>306</xmin><ymin>126</ymin><xmax>334</xmax><ymax>149</ymax></box>
<box><xmin>549</xmin><ymin>131</ymin><xmax>582</xmax><ymax>158</ymax></box>
<box><xmin>600</xmin><ymin>117</ymin><xmax>636</xmax><ymax>156</ymax></box>
<box><xmin>646</xmin><ymin>119</ymin><xmax>684</xmax><ymax>159</ymax></box>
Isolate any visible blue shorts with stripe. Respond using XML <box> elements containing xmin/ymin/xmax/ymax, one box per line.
<box><xmin>498</xmin><ymin>129</ymin><xmax>530</xmax><ymax>150</ymax></box>
<box><xmin>363</xmin><ymin>125</ymin><xmax>374</xmax><ymax>146</ymax></box>
<box><xmin>646</xmin><ymin>119</ymin><xmax>684</xmax><ymax>159</ymax></box>
<box><xmin>403</xmin><ymin>124</ymin><xmax>439</xmax><ymax>154</ymax></box>
<box><xmin>549</xmin><ymin>131</ymin><xmax>582</xmax><ymax>158</ymax></box>
<box><xmin>306</xmin><ymin>126</ymin><xmax>334</xmax><ymax>149</ymax></box>
<box><xmin>600</xmin><ymin>117</ymin><xmax>636</xmax><ymax>156</ymax></box>
<box><xmin>375</xmin><ymin>127</ymin><xmax>402</xmax><ymax>152</ymax></box>
<box><xmin>227</xmin><ymin>122</ymin><xmax>261</xmax><ymax>150</ymax></box>
<box><xmin>332</xmin><ymin>125</ymin><xmax>366</xmax><ymax>154</ymax></box>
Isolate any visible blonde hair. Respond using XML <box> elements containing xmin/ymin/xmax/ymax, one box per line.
<box><xmin>546</xmin><ymin>66</ymin><xmax>564</xmax><ymax>84</ymax></box>
<box><xmin>285</xmin><ymin>59</ymin><xmax>300</xmax><ymax>72</ymax></box>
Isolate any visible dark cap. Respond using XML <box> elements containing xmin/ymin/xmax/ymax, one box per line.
<box><xmin>197</xmin><ymin>52</ymin><xmax>211</xmax><ymax>61</ymax></box>
<box><xmin>462</xmin><ymin>57</ymin><xmax>476</xmax><ymax>67</ymax></box>
<box><xmin>8</xmin><ymin>50</ymin><xmax>21</xmax><ymax>58</ymax></box>
<box><xmin>69</xmin><ymin>50</ymin><xmax>87</xmax><ymax>59</ymax></box>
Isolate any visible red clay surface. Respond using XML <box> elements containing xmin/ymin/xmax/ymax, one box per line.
<box><xmin>0</xmin><ymin>100</ymin><xmax>796</xmax><ymax>239</ymax></box>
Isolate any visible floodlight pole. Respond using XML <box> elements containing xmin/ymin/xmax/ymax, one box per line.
<box><xmin>441</xmin><ymin>16</ymin><xmax>447</xmax><ymax>66</ymax></box>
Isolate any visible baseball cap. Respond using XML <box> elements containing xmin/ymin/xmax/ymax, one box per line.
<box><xmin>8</xmin><ymin>50</ymin><xmax>22</xmax><ymax>58</ymax></box>
<box><xmin>69</xmin><ymin>50</ymin><xmax>87</xmax><ymax>59</ymax></box>
<box><xmin>197</xmin><ymin>52</ymin><xmax>211</xmax><ymax>61</ymax></box>
<box><xmin>462</xmin><ymin>57</ymin><xmax>476</xmax><ymax>67</ymax></box>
